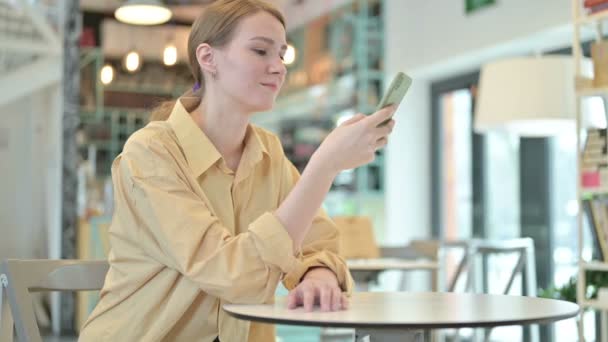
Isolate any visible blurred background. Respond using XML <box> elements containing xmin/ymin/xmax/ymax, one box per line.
<box><xmin>2</xmin><ymin>0</ymin><xmax>608</xmax><ymax>341</ymax></box>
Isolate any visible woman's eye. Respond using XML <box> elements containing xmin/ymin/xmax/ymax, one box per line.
<box><xmin>253</xmin><ymin>49</ymin><xmax>267</xmax><ymax>56</ymax></box>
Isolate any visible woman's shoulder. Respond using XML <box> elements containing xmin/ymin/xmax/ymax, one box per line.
<box><xmin>119</xmin><ymin>121</ymin><xmax>181</xmax><ymax>172</ymax></box>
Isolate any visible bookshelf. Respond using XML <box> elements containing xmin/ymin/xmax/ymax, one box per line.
<box><xmin>574</xmin><ymin>1</ymin><xmax>608</xmax><ymax>340</ymax></box>
<box><xmin>584</xmin><ymin>188</ymin><xmax>608</xmax><ymax>198</ymax></box>
<box><xmin>578</xmin><ymin>85</ymin><xmax>608</xmax><ymax>97</ymax></box>
<box><xmin>577</xmin><ymin>7</ymin><xmax>608</xmax><ymax>25</ymax></box>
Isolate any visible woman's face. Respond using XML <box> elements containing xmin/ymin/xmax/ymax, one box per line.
<box><xmin>213</xmin><ymin>11</ymin><xmax>287</xmax><ymax>113</ymax></box>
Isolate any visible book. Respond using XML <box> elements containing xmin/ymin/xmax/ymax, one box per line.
<box><xmin>584</xmin><ymin>0</ymin><xmax>608</xmax><ymax>7</ymax></box>
<box><xmin>590</xmin><ymin>2</ymin><xmax>608</xmax><ymax>13</ymax></box>
<box><xmin>583</xmin><ymin>147</ymin><xmax>608</xmax><ymax>157</ymax></box>
<box><xmin>585</xmin><ymin>199</ymin><xmax>608</xmax><ymax>261</ymax></box>
<box><xmin>582</xmin><ymin>129</ymin><xmax>608</xmax><ymax>189</ymax></box>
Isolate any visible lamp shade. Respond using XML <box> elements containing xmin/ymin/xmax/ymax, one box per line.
<box><xmin>474</xmin><ymin>57</ymin><xmax>585</xmax><ymax>137</ymax></box>
<box><xmin>115</xmin><ymin>0</ymin><xmax>172</xmax><ymax>26</ymax></box>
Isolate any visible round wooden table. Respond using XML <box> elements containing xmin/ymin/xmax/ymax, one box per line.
<box><xmin>224</xmin><ymin>292</ymin><xmax>579</xmax><ymax>342</ymax></box>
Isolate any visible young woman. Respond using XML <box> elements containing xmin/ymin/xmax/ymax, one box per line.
<box><xmin>79</xmin><ymin>0</ymin><xmax>395</xmax><ymax>341</ymax></box>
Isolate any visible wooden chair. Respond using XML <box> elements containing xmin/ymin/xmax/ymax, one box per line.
<box><xmin>0</xmin><ymin>259</ymin><xmax>109</xmax><ymax>342</ymax></box>
<box><xmin>441</xmin><ymin>238</ymin><xmax>539</xmax><ymax>342</ymax></box>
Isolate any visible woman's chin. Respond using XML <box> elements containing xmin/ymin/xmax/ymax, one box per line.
<box><xmin>248</xmin><ymin>101</ymin><xmax>275</xmax><ymax>113</ymax></box>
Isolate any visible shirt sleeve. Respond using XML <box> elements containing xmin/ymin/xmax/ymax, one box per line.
<box><xmin>277</xmin><ymin>155</ymin><xmax>354</xmax><ymax>294</ymax></box>
<box><xmin>116</xmin><ymin>141</ymin><xmax>301</xmax><ymax>304</ymax></box>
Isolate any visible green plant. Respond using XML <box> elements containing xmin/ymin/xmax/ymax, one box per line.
<box><xmin>538</xmin><ymin>276</ymin><xmax>577</xmax><ymax>303</ymax></box>
<box><xmin>538</xmin><ymin>270</ymin><xmax>608</xmax><ymax>304</ymax></box>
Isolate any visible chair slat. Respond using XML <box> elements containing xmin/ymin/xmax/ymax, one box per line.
<box><xmin>1</xmin><ymin>259</ymin><xmax>109</xmax><ymax>342</ymax></box>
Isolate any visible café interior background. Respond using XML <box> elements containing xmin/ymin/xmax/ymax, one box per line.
<box><xmin>1</xmin><ymin>0</ymin><xmax>606</xmax><ymax>341</ymax></box>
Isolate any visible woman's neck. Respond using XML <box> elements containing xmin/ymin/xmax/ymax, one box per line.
<box><xmin>190</xmin><ymin>97</ymin><xmax>249</xmax><ymax>168</ymax></box>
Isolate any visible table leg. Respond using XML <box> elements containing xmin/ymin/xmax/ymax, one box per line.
<box><xmin>602</xmin><ymin>310</ymin><xmax>608</xmax><ymax>342</ymax></box>
<box><xmin>577</xmin><ymin>313</ymin><xmax>584</xmax><ymax>342</ymax></box>
<box><xmin>355</xmin><ymin>328</ymin><xmax>428</xmax><ymax>342</ymax></box>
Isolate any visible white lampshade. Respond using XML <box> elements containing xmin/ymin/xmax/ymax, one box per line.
<box><xmin>474</xmin><ymin>56</ymin><xmax>590</xmax><ymax>137</ymax></box>
<box><xmin>115</xmin><ymin>0</ymin><xmax>172</xmax><ymax>26</ymax></box>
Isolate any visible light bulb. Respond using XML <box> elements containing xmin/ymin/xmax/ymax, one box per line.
<box><xmin>100</xmin><ymin>64</ymin><xmax>114</xmax><ymax>85</ymax></box>
<box><xmin>163</xmin><ymin>44</ymin><xmax>177</xmax><ymax>66</ymax></box>
<box><xmin>124</xmin><ymin>51</ymin><xmax>141</xmax><ymax>73</ymax></box>
<box><xmin>115</xmin><ymin>0</ymin><xmax>172</xmax><ymax>26</ymax></box>
<box><xmin>283</xmin><ymin>44</ymin><xmax>296</xmax><ymax>65</ymax></box>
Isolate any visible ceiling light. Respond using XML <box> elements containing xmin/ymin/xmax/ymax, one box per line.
<box><xmin>163</xmin><ymin>44</ymin><xmax>177</xmax><ymax>66</ymax></box>
<box><xmin>115</xmin><ymin>0</ymin><xmax>172</xmax><ymax>26</ymax></box>
<box><xmin>100</xmin><ymin>64</ymin><xmax>114</xmax><ymax>85</ymax></box>
<box><xmin>124</xmin><ymin>51</ymin><xmax>141</xmax><ymax>73</ymax></box>
<box><xmin>283</xmin><ymin>44</ymin><xmax>296</xmax><ymax>65</ymax></box>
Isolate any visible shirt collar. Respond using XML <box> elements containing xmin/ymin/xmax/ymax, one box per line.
<box><xmin>168</xmin><ymin>97</ymin><xmax>221</xmax><ymax>177</ymax></box>
<box><xmin>234</xmin><ymin>124</ymin><xmax>269</xmax><ymax>183</ymax></box>
<box><xmin>167</xmin><ymin>97</ymin><xmax>269</xmax><ymax>179</ymax></box>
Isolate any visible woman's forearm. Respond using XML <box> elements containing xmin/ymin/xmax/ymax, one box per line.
<box><xmin>275</xmin><ymin>154</ymin><xmax>337</xmax><ymax>249</ymax></box>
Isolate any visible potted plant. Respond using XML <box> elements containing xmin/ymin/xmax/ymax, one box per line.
<box><xmin>538</xmin><ymin>270</ymin><xmax>608</xmax><ymax>304</ymax></box>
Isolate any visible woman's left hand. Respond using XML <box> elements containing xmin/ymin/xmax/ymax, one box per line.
<box><xmin>286</xmin><ymin>267</ymin><xmax>349</xmax><ymax>312</ymax></box>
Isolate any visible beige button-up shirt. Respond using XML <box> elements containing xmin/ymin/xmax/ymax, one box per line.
<box><xmin>79</xmin><ymin>98</ymin><xmax>353</xmax><ymax>342</ymax></box>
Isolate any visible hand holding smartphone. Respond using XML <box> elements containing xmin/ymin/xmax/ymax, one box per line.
<box><xmin>376</xmin><ymin>72</ymin><xmax>412</xmax><ymax>126</ymax></box>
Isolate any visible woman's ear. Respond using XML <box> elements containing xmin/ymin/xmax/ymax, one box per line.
<box><xmin>195</xmin><ymin>43</ymin><xmax>217</xmax><ymax>76</ymax></box>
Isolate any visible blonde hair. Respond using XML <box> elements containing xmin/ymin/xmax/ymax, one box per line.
<box><xmin>149</xmin><ymin>0</ymin><xmax>285</xmax><ymax>121</ymax></box>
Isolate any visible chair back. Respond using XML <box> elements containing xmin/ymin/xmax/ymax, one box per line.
<box><xmin>0</xmin><ymin>259</ymin><xmax>109</xmax><ymax>342</ymax></box>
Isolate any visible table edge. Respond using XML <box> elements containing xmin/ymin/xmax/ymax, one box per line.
<box><xmin>222</xmin><ymin>306</ymin><xmax>580</xmax><ymax>330</ymax></box>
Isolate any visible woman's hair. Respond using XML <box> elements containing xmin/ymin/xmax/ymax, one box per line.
<box><xmin>149</xmin><ymin>0</ymin><xmax>286</xmax><ymax>121</ymax></box>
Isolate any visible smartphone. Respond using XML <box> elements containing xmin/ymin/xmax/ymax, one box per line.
<box><xmin>376</xmin><ymin>72</ymin><xmax>412</xmax><ymax>126</ymax></box>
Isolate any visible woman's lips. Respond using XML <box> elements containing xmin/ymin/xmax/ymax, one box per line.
<box><xmin>261</xmin><ymin>83</ymin><xmax>278</xmax><ymax>91</ymax></box>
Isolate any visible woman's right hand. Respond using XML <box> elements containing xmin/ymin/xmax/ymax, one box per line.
<box><xmin>311</xmin><ymin>106</ymin><xmax>397</xmax><ymax>174</ymax></box>
<box><xmin>275</xmin><ymin>106</ymin><xmax>396</xmax><ymax>249</ymax></box>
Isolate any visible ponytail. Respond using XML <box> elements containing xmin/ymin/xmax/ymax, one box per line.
<box><xmin>149</xmin><ymin>87</ymin><xmax>203</xmax><ymax>121</ymax></box>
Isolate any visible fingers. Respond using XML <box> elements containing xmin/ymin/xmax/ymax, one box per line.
<box><xmin>287</xmin><ymin>284</ymin><xmax>348</xmax><ymax>312</ymax></box>
<box><xmin>303</xmin><ymin>286</ymin><xmax>315</xmax><ymax>312</ymax></box>
<box><xmin>332</xmin><ymin>288</ymin><xmax>342</xmax><ymax>311</ymax></box>
<box><xmin>374</xmin><ymin>119</ymin><xmax>395</xmax><ymax>139</ymax></box>
<box><xmin>366</xmin><ymin>105</ymin><xmax>396</xmax><ymax>126</ymax></box>
<box><xmin>287</xmin><ymin>290</ymin><xmax>298</xmax><ymax>310</ymax></box>
<box><xmin>341</xmin><ymin>293</ymin><xmax>349</xmax><ymax>310</ymax></box>
<box><xmin>340</xmin><ymin>113</ymin><xmax>366</xmax><ymax>126</ymax></box>
<box><xmin>372</xmin><ymin>119</ymin><xmax>394</xmax><ymax>151</ymax></box>
<box><xmin>320</xmin><ymin>286</ymin><xmax>332</xmax><ymax>312</ymax></box>
<box><xmin>374</xmin><ymin>137</ymin><xmax>388</xmax><ymax>150</ymax></box>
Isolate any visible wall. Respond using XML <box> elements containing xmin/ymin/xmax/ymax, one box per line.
<box><xmin>387</xmin><ymin>0</ymin><xmax>572</xmax><ymax>79</ymax></box>
<box><xmin>0</xmin><ymin>85</ymin><xmax>62</xmax><ymax>260</ymax></box>
<box><xmin>384</xmin><ymin>0</ymin><xmax>573</xmax><ymax>244</ymax></box>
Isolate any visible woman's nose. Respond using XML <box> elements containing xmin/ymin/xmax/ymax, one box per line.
<box><xmin>269</xmin><ymin>58</ymin><xmax>286</xmax><ymax>75</ymax></box>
